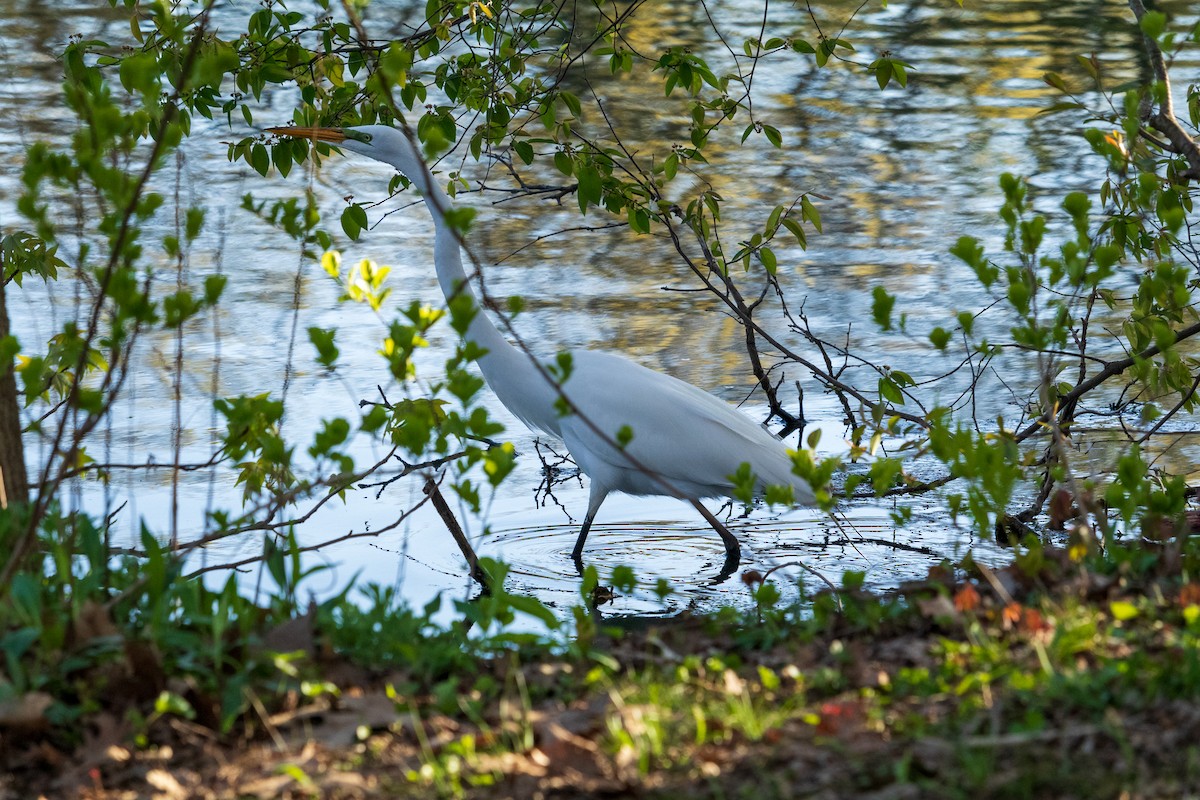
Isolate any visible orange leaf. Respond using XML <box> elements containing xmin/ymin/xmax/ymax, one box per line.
<box><xmin>1020</xmin><ymin>607</ymin><xmax>1051</xmax><ymax>634</ymax></box>
<box><xmin>1002</xmin><ymin>603</ymin><xmax>1022</xmax><ymax>630</ymax></box>
<box><xmin>953</xmin><ymin>584</ymin><xmax>981</xmax><ymax>612</ymax></box>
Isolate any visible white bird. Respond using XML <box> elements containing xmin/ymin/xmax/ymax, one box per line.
<box><xmin>266</xmin><ymin>124</ymin><xmax>816</xmax><ymax>576</ymax></box>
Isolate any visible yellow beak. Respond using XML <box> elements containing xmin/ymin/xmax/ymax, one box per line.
<box><xmin>264</xmin><ymin>126</ymin><xmax>345</xmax><ymax>143</ymax></box>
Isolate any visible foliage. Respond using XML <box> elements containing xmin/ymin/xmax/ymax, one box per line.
<box><xmin>1</xmin><ymin>1</ymin><xmax>1200</xmax><ymax>790</ymax></box>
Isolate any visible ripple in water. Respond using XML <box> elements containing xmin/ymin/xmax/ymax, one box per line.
<box><xmin>457</xmin><ymin>510</ymin><xmax>992</xmax><ymax>617</ymax></box>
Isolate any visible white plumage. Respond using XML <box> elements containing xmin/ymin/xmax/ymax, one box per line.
<box><xmin>267</xmin><ymin>124</ymin><xmax>815</xmax><ymax>573</ymax></box>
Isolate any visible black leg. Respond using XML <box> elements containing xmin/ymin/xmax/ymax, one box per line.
<box><xmin>571</xmin><ymin>511</ymin><xmax>595</xmax><ymax>574</ymax></box>
<box><xmin>690</xmin><ymin>499</ymin><xmax>741</xmax><ymax>579</ymax></box>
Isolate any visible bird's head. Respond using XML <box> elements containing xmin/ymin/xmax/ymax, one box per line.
<box><xmin>265</xmin><ymin>124</ymin><xmax>426</xmax><ymax>183</ymax></box>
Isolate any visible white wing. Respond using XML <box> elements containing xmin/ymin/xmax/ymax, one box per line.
<box><xmin>555</xmin><ymin>349</ymin><xmax>815</xmax><ymax>504</ymax></box>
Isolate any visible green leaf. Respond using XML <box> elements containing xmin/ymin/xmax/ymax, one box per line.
<box><xmin>871</xmin><ymin>286</ymin><xmax>895</xmax><ymax>330</ymax></box>
<box><xmin>782</xmin><ymin>217</ymin><xmax>807</xmax><ymax>248</ymax></box>
<box><xmin>249</xmin><ymin>143</ymin><xmax>270</xmax><ymax>177</ymax></box>
<box><xmin>1140</xmin><ymin>10</ymin><xmax>1167</xmax><ymax>40</ymax></box>
<box><xmin>872</xmin><ymin>58</ymin><xmax>892</xmax><ymax>89</ymax></box>
<box><xmin>576</xmin><ymin>165</ymin><xmax>602</xmax><ymax>214</ymax></box>
<box><xmin>611</xmin><ymin>565</ymin><xmax>637</xmax><ymax>592</ymax></box>
<box><xmin>1043</xmin><ymin>71</ymin><xmax>1068</xmax><ymax>92</ymax></box>
<box><xmin>759</xmin><ymin>246</ymin><xmax>777</xmax><ymax>274</ymax></box>
<box><xmin>341</xmin><ymin>205</ymin><xmax>368</xmax><ymax>240</ymax></box>
<box><xmin>185</xmin><ymin>208</ymin><xmax>205</xmax><ymax>242</ymax></box>
<box><xmin>878</xmin><ymin>376</ymin><xmax>903</xmax><ymax>405</ymax></box>
<box><xmin>628</xmin><ymin>206</ymin><xmax>650</xmax><ymax>234</ymax></box>
<box><xmin>308</xmin><ymin>327</ymin><xmax>339</xmax><ymax>368</ymax></box>
<box><xmin>800</xmin><ymin>196</ymin><xmax>822</xmax><ymax>233</ymax></box>
<box><xmin>513</xmin><ymin>140</ymin><xmax>534</xmax><ymax>165</ymax></box>
<box><xmin>271</xmin><ymin>141</ymin><xmax>293</xmax><ymax>178</ymax></box>
<box><xmin>504</xmin><ymin>593</ymin><xmax>560</xmax><ymax>628</ymax></box>
<box><xmin>553</xmin><ymin>150</ymin><xmax>573</xmax><ymax>176</ymax></box>
<box><xmin>762</xmin><ymin>125</ymin><xmax>783</xmax><ymax>148</ymax></box>
<box><xmin>203</xmin><ymin>275</ymin><xmax>226</xmax><ymax>305</ymax></box>
<box><xmin>616</xmin><ymin>424</ymin><xmax>634</xmax><ymax>449</ymax></box>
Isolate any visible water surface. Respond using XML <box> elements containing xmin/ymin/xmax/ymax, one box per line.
<box><xmin>1</xmin><ymin>0</ymin><xmax>1196</xmax><ymax>619</ymax></box>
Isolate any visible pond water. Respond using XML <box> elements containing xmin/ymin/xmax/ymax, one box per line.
<box><xmin>1</xmin><ymin>0</ymin><xmax>1197</xmax><ymax>620</ymax></box>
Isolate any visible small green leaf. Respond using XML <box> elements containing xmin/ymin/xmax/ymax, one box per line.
<box><xmin>871</xmin><ymin>286</ymin><xmax>895</xmax><ymax>330</ymax></box>
<box><xmin>782</xmin><ymin>217</ymin><xmax>807</xmax><ymax>248</ymax></box>
<box><xmin>616</xmin><ymin>424</ymin><xmax>634</xmax><ymax>449</ymax></box>
<box><xmin>553</xmin><ymin>150</ymin><xmax>573</xmax><ymax>176</ymax></box>
<box><xmin>879</xmin><ymin>376</ymin><xmax>903</xmax><ymax>405</ymax></box>
<box><xmin>800</xmin><ymin>196</ymin><xmax>822</xmax><ymax>233</ymax></box>
<box><xmin>1043</xmin><ymin>71</ymin><xmax>1068</xmax><ymax>92</ymax></box>
<box><xmin>308</xmin><ymin>327</ymin><xmax>339</xmax><ymax>368</ymax></box>
<box><xmin>759</xmin><ymin>246</ymin><xmax>777</xmax><ymax>274</ymax></box>
<box><xmin>249</xmin><ymin>143</ymin><xmax>270</xmax><ymax>177</ymax></box>
<box><xmin>611</xmin><ymin>565</ymin><xmax>637</xmax><ymax>592</ymax></box>
<box><xmin>513</xmin><ymin>140</ymin><xmax>534</xmax><ymax>165</ymax></box>
<box><xmin>872</xmin><ymin>57</ymin><xmax>892</xmax><ymax>89</ymax></box>
<box><xmin>340</xmin><ymin>206</ymin><xmax>362</xmax><ymax>239</ymax></box>
<box><xmin>1139</xmin><ymin>10</ymin><xmax>1167</xmax><ymax>39</ymax></box>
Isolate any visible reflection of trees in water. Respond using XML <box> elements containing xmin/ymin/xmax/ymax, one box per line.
<box><xmin>467</xmin><ymin>0</ymin><xmax>1199</xmax><ymax>401</ymax></box>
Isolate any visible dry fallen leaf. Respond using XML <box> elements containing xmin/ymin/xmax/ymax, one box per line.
<box><xmin>1002</xmin><ymin>603</ymin><xmax>1023</xmax><ymax>630</ymax></box>
<box><xmin>916</xmin><ymin>595</ymin><xmax>959</xmax><ymax>621</ymax></box>
<box><xmin>953</xmin><ymin>584</ymin><xmax>981</xmax><ymax>612</ymax></box>
<box><xmin>69</xmin><ymin>600</ymin><xmax>120</xmax><ymax>649</ymax></box>
<box><xmin>145</xmin><ymin>767</ymin><xmax>188</xmax><ymax>799</ymax></box>
<box><xmin>0</xmin><ymin>692</ymin><xmax>53</xmax><ymax>730</ymax></box>
<box><xmin>1179</xmin><ymin>583</ymin><xmax>1200</xmax><ymax>608</ymax></box>
<box><xmin>261</xmin><ymin>600</ymin><xmax>317</xmax><ymax>658</ymax></box>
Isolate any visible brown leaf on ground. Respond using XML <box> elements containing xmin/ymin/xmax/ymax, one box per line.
<box><xmin>68</xmin><ymin>601</ymin><xmax>120</xmax><ymax>650</ymax></box>
<box><xmin>872</xmin><ymin>636</ymin><xmax>933</xmax><ymax>669</ymax></box>
<box><xmin>144</xmin><ymin>767</ymin><xmax>189</xmax><ymax>799</ymax></box>
<box><xmin>1018</xmin><ymin>607</ymin><xmax>1053</xmax><ymax>636</ymax></box>
<box><xmin>0</xmin><ymin>692</ymin><xmax>53</xmax><ymax>730</ymax></box>
<box><xmin>916</xmin><ymin>594</ymin><xmax>958</xmax><ymax>622</ymax></box>
<box><xmin>261</xmin><ymin>600</ymin><xmax>317</xmax><ymax>658</ymax></box>
<box><xmin>53</xmin><ymin>712</ymin><xmax>131</xmax><ymax>794</ymax></box>
<box><xmin>272</xmin><ymin>693</ymin><xmax>405</xmax><ymax>748</ymax></box>
<box><xmin>530</xmin><ymin>703</ymin><xmax>609</xmax><ymax>781</ymax></box>
<box><xmin>237</xmin><ymin>773</ymin><xmax>294</xmax><ymax>799</ymax></box>
<box><xmin>1179</xmin><ymin>582</ymin><xmax>1200</xmax><ymax>607</ymax></box>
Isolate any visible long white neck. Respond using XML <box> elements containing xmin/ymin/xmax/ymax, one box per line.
<box><xmin>410</xmin><ymin>166</ymin><xmax>562</xmax><ymax>436</ymax></box>
<box><xmin>412</xmin><ymin>174</ymin><xmax>510</xmax><ymax>356</ymax></box>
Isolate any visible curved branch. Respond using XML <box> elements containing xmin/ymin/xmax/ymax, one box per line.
<box><xmin>1128</xmin><ymin>0</ymin><xmax>1200</xmax><ymax>179</ymax></box>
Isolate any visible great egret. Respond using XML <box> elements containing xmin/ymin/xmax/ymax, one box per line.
<box><xmin>266</xmin><ymin>124</ymin><xmax>816</xmax><ymax>575</ymax></box>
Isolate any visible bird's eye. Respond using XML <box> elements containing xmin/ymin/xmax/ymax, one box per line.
<box><xmin>344</xmin><ymin>130</ymin><xmax>372</xmax><ymax>143</ymax></box>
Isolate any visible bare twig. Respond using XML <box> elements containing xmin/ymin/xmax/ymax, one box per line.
<box><xmin>423</xmin><ymin>476</ymin><xmax>490</xmax><ymax>590</ymax></box>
